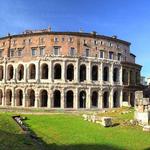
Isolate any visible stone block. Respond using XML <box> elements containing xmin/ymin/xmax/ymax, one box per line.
<box><xmin>134</xmin><ymin>111</ymin><xmax>149</xmax><ymax>125</ymax></box>
<box><xmin>143</xmin><ymin>125</ymin><xmax>150</xmax><ymax>132</ymax></box>
<box><xmin>101</xmin><ymin>117</ymin><xmax>112</xmax><ymax>127</ymax></box>
<box><xmin>143</xmin><ymin>98</ymin><xmax>150</xmax><ymax>105</ymax></box>
<box><xmin>135</xmin><ymin>91</ymin><xmax>143</xmax><ymax>99</ymax></box>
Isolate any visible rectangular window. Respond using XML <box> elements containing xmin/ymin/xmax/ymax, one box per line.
<box><xmin>62</xmin><ymin>37</ymin><xmax>65</xmax><ymax>42</ymax></box>
<box><xmin>29</xmin><ymin>39</ymin><xmax>32</xmax><ymax>44</ymax></box>
<box><xmin>94</xmin><ymin>40</ymin><xmax>98</xmax><ymax>45</ymax></box>
<box><xmin>109</xmin><ymin>51</ymin><xmax>114</xmax><ymax>59</ymax></box>
<box><xmin>0</xmin><ymin>49</ymin><xmax>3</xmax><ymax>57</ymax></box>
<box><xmin>10</xmin><ymin>49</ymin><xmax>14</xmax><ymax>57</ymax></box>
<box><xmin>85</xmin><ymin>49</ymin><xmax>90</xmax><ymax>57</ymax></box>
<box><xmin>54</xmin><ymin>37</ymin><xmax>59</xmax><ymax>42</ymax></box>
<box><xmin>31</xmin><ymin>49</ymin><xmax>36</xmax><ymax>56</ymax></box>
<box><xmin>69</xmin><ymin>47</ymin><xmax>75</xmax><ymax>56</ymax></box>
<box><xmin>68</xmin><ymin>37</ymin><xmax>73</xmax><ymax>43</ymax></box>
<box><xmin>118</xmin><ymin>53</ymin><xmax>122</xmax><ymax>61</ymax></box>
<box><xmin>53</xmin><ymin>47</ymin><xmax>60</xmax><ymax>56</ymax></box>
<box><xmin>22</xmin><ymin>39</ymin><xmax>26</xmax><ymax>45</ymax></box>
<box><xmin>99</xmin><ymin>50</ymin><xmax>104</xmax><ymax>58</ymax></box>
<box><xmin>40</xmin><ymin>47</ymin><xmax>45</xmax><ymax>56</ymax></box>
<box><xmin>18</xmin><ymin>49</ymin><xmax>22</xmax><ymax>57</ymax></box>
<box><xmin>39</xmin><ymin>37</ymin><xmax>44</xmax><ymax>44</ymax></box>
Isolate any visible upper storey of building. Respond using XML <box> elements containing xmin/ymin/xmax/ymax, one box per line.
<box><xmin>0</xmin><ymin>28</ymin><xmax>136</xmax><ymax>63</ymax></box>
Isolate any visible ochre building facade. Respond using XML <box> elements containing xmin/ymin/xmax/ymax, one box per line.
<box><xmin>0</xmin><ymin>29</ymin><xmax>142</xmax><ymax>109</ymax></box>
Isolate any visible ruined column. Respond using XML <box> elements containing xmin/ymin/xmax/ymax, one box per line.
<box><xmin>98</xmin><ymin>90</ymin><xmax>103</xmax><ymax>109</ymax></box>
<box><xmin>109</xmin><ymin>88</ymin><xmax>113</xmax><ymax>108</ymax></box>
<box><xmin>100</xmin><ymin>62</ymin><xmax>103</xmax><ymax>84</ymax></box>
<box><xmin>87</xmin><ymin>88</ymin><xmax>91</xmax><ymax>109</ymax></box>
<box><xmin>87</xmin><ymin>61</ymin><xmax>91</xmax><ymax>83</ymax></box>
<box><xmin>61</xmin><ymin>89</ymin><xmax>65</xmax><ymax>109</ymax></box>
<box><xmin>75</xmin><ymin>59</ymin><xmax>79</xmax><ymax>83</ymax></box>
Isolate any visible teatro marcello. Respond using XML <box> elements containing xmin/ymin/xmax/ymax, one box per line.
<box><xmin>0</xmin><ymin>28</ymin><xmax>142</xmax><ymax>110</ymax></box>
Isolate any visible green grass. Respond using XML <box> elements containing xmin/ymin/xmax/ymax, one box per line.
<box><xmin>0</xmin><ymin>113</ymin><xmax>39</xmax><ymax>150</ymax></box>
<box><xmin>0</xmin><ymin>108</ymin><xmax>150</xmax><ymax>150</ymax></box>
<box><xmin>24</xmin><ymin>110</ymin><xmax>150</xmax><ymax>150</ymax></box>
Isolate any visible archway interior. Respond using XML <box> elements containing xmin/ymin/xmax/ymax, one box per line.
<box><xmin>28</xmin><ymin>90</ymin><xmax>35</xmax><ymax>107</ymax></box>
<box><xmin>40</xmin><ymin>90</ymin><xmax>48</xmax><ymax>107</ymax></box>
<box><xmin>67</xmin><ymin>64</ymin><xmax>74</xmax><ymax>81</ymax></box>
<box><xmin>18</xmin><ymin>65</ymin><xmax>24</xmax><ymax>81</ymax></box>
<box><xmin>16</xmin><ymin>90</ymin><xmax>23</xmax><ymax>106</ymax></box>
<box><xmin>41</xmin><ymin>64</ymin><xmax>48</xmax><ymax>79</ymax></box>
<box><xmin>80</xmin><ymin>65</ymin><xmax>86</xmax><ymax>82</ymax></box>
<box><xmin>113</xmin><ymin>91</ymin><xmax>119</xmax><ymax>107</ymax></box>
<box><xmin>54</xmin><ymin>90</ymin><xmax>61</xmax><ymax>107</ymax></box>
<box><xmin>0</xmin><ymin>66</ymin><xmax>3</xmax><ymax>81</ymax></box>
<box><xmin>0</xmin><ymin>90</ymin><xmax>3</xmax><ymax>105</ymax></box>
<box><xmin>29</xmin><ymin>64</ymin><xmax>36</xmax><ymax>79</ymax></box>
<box><xmin>91</xmin><ymin>91</ymin><xmax>98</xmax><ymax>107</ymax></box>
<box><xmin>79</xmin><ymin>91</ymin><xmax>86</xmax><ymax>108</ymax></box>
<box><xmin>6</xmin><ymin>90</ymin><xmax>12</xmax><ymax>105</ymax></box>
<box><xmin>66</xmin><ymin>90</ymin><xmax>73</xmax><ymax>108</ymax></box>
<box><xmin>113</xmin><ymin>68</ymin><xmax>119</xmax><ymax>82</ymax></box>
<box><xmin>103</xmin><ymin>67</ymin><xmax>109</xmax><ymax>81</ymax></box>
<box><xmin>92</xmin><ymin>65</ymin><xmax>98</xmax><ymax>81</ymax></box>
<box><xmin>103</xmin><ymin>91</ymin><xmax>109</xmax><ymax>108</ymax></box>
<box><xmin>8</xmin><ymin>65</ymin><xmax>13</xmax><ymax>80</ymax></box>
<box><xmin>54</xmin><ymin>64</ymin><xmax>61</xmax><ymax>79</ymax></box>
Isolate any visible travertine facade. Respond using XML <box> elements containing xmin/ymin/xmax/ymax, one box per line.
<box><xmin>0</xmin><ymin>29</ymin><xmax>142</xmax><ymax>109</ymax></box>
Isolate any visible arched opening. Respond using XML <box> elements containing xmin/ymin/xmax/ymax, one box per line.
<box><xmin>6</xmin><ymin>89</ymin><xmax>12</xmax><ymax>106</ymax></box>
<box><xmin>66</xmin><ymin>90</ymin><xmax>73</xmax><ymax>108</ymax></box>
<box><xmin>79</xmin><ymin>91</ymin><xmax>86</xmax><ymax>108</ymax></box>
<box><xmin>80</xmin><ymin>64</ymin><xmax>86</xmax><ymax>82</ymax></box>
<box><xmin>123</xmin><ymin>92</ymin><xmax>128</xmax><ymax>102</ymax></box>
<box><xmin>92</xmin><ymin>65</ymin><xmax>98</xmax><ymax>81</ymax></box>
<box><xmin>54</xmin><ymin>64</ymin><xmax>61</xmax><ymax>79</ymax></box>
<box><xmin>53</xmin><ymin>90</ymin><xmax>61</xmax><ymax>107</ymax></box>
<box><xmin>17</xmin><ymin>64</ymin><xmax>24</xmax><ymax>81</ymax></box>
<box><xmin>7</xmin><ymin>65</ymin><xmax>13</xmax><ymax>80</ymax></box>
<box><xmin>40</xmin><ymin>90</ymin><xmax>48</xmax><ymax>107</ymax></box>
<box><xmin>130</xmin><ymin>93</ymin><xmax>135</xmax><ymax>107</ymax></box>
<box><xmin>103</xmin><ymin>66</ymin><xmax>109</xmax><ymax>81</ymax></box>
<box><xmin>27</xmin><ymin>89</ymin><xmax>35</xmax><ymax>107</ymax></box>
<box><xmin>41</xmin><ymin>63</ymin><xmax>48</xmax><ymax>79</ymax></box>
<box><xmin>122</xmin><ymin>69</ymin><xmax>128</xmax><ymax>85</ymax></box>
<box><xmin>113</xmin><ymin>91</ymin><xmax>119</xmax><ymax>107</ymax></box>
<box><xmin>0</xmin><ymin>66</ymin><xmax>3</xmax><ymax>81</ymax></box>
<box><xmin>67</xmin><ymin>64</ymin><xmax>74</xmax><ymax>81</ymax></box>
<box><xmin>0</xmin><ymin>90</ymin><xmax>3</xmax><ymax>105</ymax></box>
<box><xmin>130</xmin><ymin>70</ymin><xmax>134</xmax><ymax>84</ymax></box>
<box><xmin>16</xmin><ymin>89</ymin><xmax>23</xmax><ymax>106</ymax></box>
<box><xmin>29</xmin><ymin>64</ymin><xmax>36</xmax><ymax>79</ymax></box>
<box><xmin>91</xmin><ymin>91</ymin><xmax>98</xmax><ymax>108</ymax></box>
<box><xmin>113</xmin><ymin>68</ymin><xmax>119</xmax><ymax>82</ymax></box>
<box><xmin>103</xmin><ymin>91</ymin><xmax>109</xmax><ymax>108</ymax></box>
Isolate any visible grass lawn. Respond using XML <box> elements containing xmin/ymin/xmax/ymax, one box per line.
<box><xmin>0</xmin><ymin>108</ymin><xmax>150</xmax><ymax>150</ymax></box>
<box><xmin>23</xmin><ymin>108</ymin><xmax>150</xmax><ymax>150</ymax></box>
<box><xmin>0</xmin><ymin>113</ymin><xmax>39</xmax><ymax>150</ymax></box>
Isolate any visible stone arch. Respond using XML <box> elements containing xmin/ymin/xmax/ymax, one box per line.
<box><xmin>67</xmin><ymin>64</ymin><xmax>74</xmax><ymax>81</ymax></box>
<box><xmin>53</xmin><ymin>90</ymin><xmax>61</xmax><ymax>108</ymax></box>
<box><xmin>6</xmin><ymin>89</ymin><xmax>12</xmax><ymax>106</ymax></box>
<box><xmin>0</xmin><ymin>66</ymin><xmax>3</xmax><ymax>81</ymax></box>
<box><xmin>103</xmin><ymin>66</ymin><xmax>109</xmax><ymax>81</ymax></box>
<box><xmin>92</xmin><ymin>65</ymin><xmax>98</xmax><ymax>81</ymax></box>
<box><xmin>54</xmin><ymin>64</ymin><xmax>61</xmax><ymax>79</ymax></box>
<box><xmin>103</xmin><ymin>91</ymin><xmax>109</xmax><ymax>108</ymax></box>
<box><xmin>130</xmin><ymin>70</ymin><xmax>134</xmax><ymax>84</ymax></box>
<box><xmin>79</xmin><ymin>90</ymin><xmax>86</xmax><ymax>108</ymax></box>
<box><xmin>66</xmin><ymin>90</ymin><xmax>73</xmax><ymax>108</ymax></box>
<box><xmin>16</xmin><ymin>89</ymin><xmax>23</xmax><ymax>106</ymax></box>
<box><xmin>0</xmin><ymin>89</ymin><xmax>3</xmax><ymax>105</ymax></box>
<box><xmin>27</xmin><ymin>89</ymin><xmax>35</xmax><ymax>107</ymax></box>
<box><xmin>17</xmin><ymin>64</ymin><xmax>24</xmax><ymax>81</ymax></box>
<box><xmin>40</xmin><ymin>90</ymin><xmax>48</xmax><ymax>107</ymax></box>
<box><xmin>123</xmin><ymin>92</ymin><xmax>128</xmax><ymax>102</ymax></box>
<box><xmin>29</xmin><ymin>64</ymin><xmax>36</xmax><ymax>79</ymax></box>
<box><xmin>113</xmin><ymin>67</ymin><xmax>119</xmax><ymax>82</ymax></box>
<box><xmin>80</xmin><ymin>64</ymin><xmax>86</xmax><ymax>82</ymax></box>
<box><xmin>113</xmin><ymin>91</ymin><xmax>120</xmax><ymax>107</ymax></box>
<box><xmin>122</xmin><ymin>69</ymin><xmax>128</xmax><ymax>84</ymax></box>
<box><xmin>41</xmin><ymin>63</ymin><xmax>48</xmax><ymax>79</ymax></box>
<box><xmin>91</xmin><ymin>91</ymin><xmax>98</xmax><ymax>108</ymax></box>
<box><xmin>7</xmin><ymin>65</ymin><xmax>14</xmax><ymax>80</ymax></box>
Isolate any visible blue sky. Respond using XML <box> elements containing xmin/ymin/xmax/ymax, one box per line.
<box><xmin>0</xmin><ymin>0</ymin><xmax>150</xmax><ymax>77</ymax></box>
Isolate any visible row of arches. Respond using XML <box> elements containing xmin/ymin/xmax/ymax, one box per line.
<box><xmin>122</xmin><ymin>69</ymin><xmax>140</xmax><ymax>85</ymax></box>
<box><xmin>0</xmin><ymin>89</ymin><xmax>120</xmax><ymax>108</ymax></box>
<box><xmin>0</xmin><ymin>63</ymin><xmax>120</xmax><ymax>82</ymax></box>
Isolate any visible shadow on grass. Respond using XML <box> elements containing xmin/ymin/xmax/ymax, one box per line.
<box><xmin>1</xmin><ymin>128</ymin><xmax>150</xmax><ymax>150</ymax></box>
